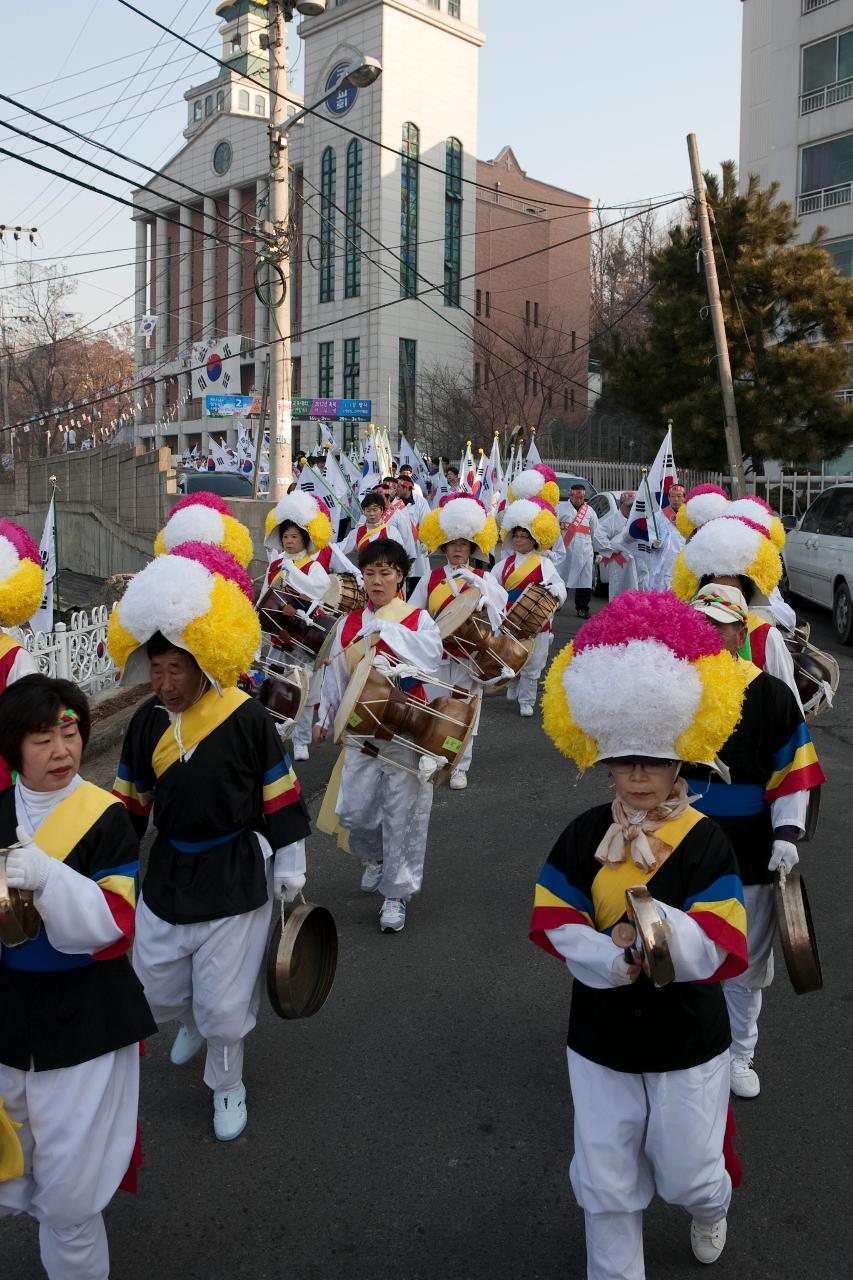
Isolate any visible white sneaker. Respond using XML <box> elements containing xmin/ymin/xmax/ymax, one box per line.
<box><xmin>213</xmin><ymin>1081</ymin><xmax>247</xmax><ymax>1141</ymax></box>
<box><xmin>729</xmin><ymin>1054</ymin><xmax>760</xmax><ymax>1098</ymax></box>
<box><xmin>449</xmin><ymin>771</ymin><xmax>467</xmax><ymax>790</ymax></box>
<box><xmin>519</xmin><ymin>703</ymin><xmax>535</xmax><ymax>717</ymax></box>
<box><xmin>169</xmin><ymin>1022</ymin><xmax>205</xmax><ymax>1066</ymax></box>
<box><xmin>360</xmin><ymin>860</ymin><xmax>383</xmax><ymax>892</ymax></box>
<box><xmin>292</xmin><ymin>744</ymin><xmax>309</xmax><ymax>762</ymax></box>
<box><xmin>690</xmin><ymin>1216</ymin><xmax>727</xmax><ymax>1264</ymax></box>
<box><xmin>379</xmin><ymin>897</ymin><xmax>407</xmax><ymax>933</ymax></box>
<box><xmin>505</xmin><ymin>681</ymin><xmax>518</xmax><ymax>702</ymax></box>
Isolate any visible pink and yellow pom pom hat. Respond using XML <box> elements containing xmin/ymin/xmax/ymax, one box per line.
<box><xmin>500</xmin><ymin>495</ymin><xmax>561</xmax><ymax>551</ymax></box>
<box><xmin>108</xmin><ymin>541</ymin><xmax>260</xmax><ymax>690</ymax></box>
<box><xmin>542</xmin><ymin>590</ymin><xmax>748</xmax><ymax>770</ymax></box>
<box><xmin>0</xmin><ymin>521</ymin><xmax>45</xmax><ymax>627</ymax></box>
<box><xmin>507</xmin><ymin>463</ymin><xmax>561</xmax><ymax>509</ymax></box>
<box><xmin>154</xmin><ymin>492</ymin><xmax>254</xmax><ymax>568</ymax></box>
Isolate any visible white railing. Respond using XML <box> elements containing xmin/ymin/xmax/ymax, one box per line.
<box><xmin>543</xmin><ymin>458</ymin><xmax>724</xmax><ymax>493</ymax></box>
<box><xmin>798</xmin><ymin>181</ymin><xmax>853</xmax><ymax>214</ymax></box>
<box><xmin>477</xmin><ymin>190</ymin><xmax>547</xmax><ymax>219</ymax></box>
<box><xmin>803</xmin><ymin>0</ymin><xmax>838</xmax><ymax>12</ymax></box>
<box><xmin>835</xmin><ymin>387</ymin><xmax>853</xmax><ymax>403</ymax></box>
<box><xmin>801</xmin><ymin>76</ymin><xmax>853</xmax><ymax>114</ymax></box>
<box><xmin>743</xmin><ymin>471</ymin><xmax>853</xmax><ymax>517</ymax></box>
<box><xmin>9</xmin><ymin>606</ymin><xmax>118</xmax><ymax>697</ymax></box>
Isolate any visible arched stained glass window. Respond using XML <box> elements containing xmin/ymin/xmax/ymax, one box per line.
<box><xmin>444</xmin><ymin>137</ymin><xmax>462</xmax><ymax>307</ymax></box>
<box><xmin>400</xmin><ymin>123</ymin><xmax>419</xmax><ymax>298</ymax></box>
<box><xmin>320</xmin><ymin>146</ymin><xmax>336</xmax><ymax>303</ymax></box>
<box><xmin>345</xmin><ymin>139</ymin><xmax>362</xmax><ymax>299</ymax></box>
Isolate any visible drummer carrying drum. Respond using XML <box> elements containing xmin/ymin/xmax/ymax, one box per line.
<box><xmin>108</xmin><ymin>542</ymin><xmax>310</xmax><ymax>1142</ymax></box>
<box><xmin>411</xmin><ymin>494</ymin><xmax>505</xmax><ymax>790</ymax></box>
<box><xmin>491</xmin><ymin>495</ymin><xmax>566</xmax><ymax>717</ymax></box>
<box><xmin>531</xmin><ymin>590</ymin><xmax>752</xmax><ymax>1277</ymax></box>
<box><xmin>262</xmin><ymin>491</ymin><xmax>360</xmax><ymax>761</ymax></box>
<box><xmin>682</xmin><ymin>585</ymin><xmax>825</xmax><ymax>1101</ymax></box>
<box><xmin>336</xmin><ymin>488</ymin><xmax>416</xmax><ymax>560</ymax></box>
<box><xmin>315</xmin><ymin>538</ymin><xmax>443</xmax><ymax>934</ymax></box>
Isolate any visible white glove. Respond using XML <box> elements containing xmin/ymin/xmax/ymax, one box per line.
<box><xmin>6</xmin><ymin>828</ymin><xmax>53</xmax><ymax>893</ymax></box>
<box><xmin>768</xmin><ymin>840</ymin><xmax>799</xmax><ymax>875</ymax></box>
<box><xmin>610</xmin><ymin>953</ymin><xmax>639</xmax><ymax>986</ymax></box>
<box><xmin>274</xmin><ymin>872</ymin><xmax>305</xmax><ymax>903</ymax></box>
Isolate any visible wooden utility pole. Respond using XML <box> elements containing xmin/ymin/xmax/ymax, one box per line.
<box><xmin>686</xmin><ymin>133</ymin><xmax>747</xmax><ymax>496</ymax></box>
<box><xmin>266</xmin><ymin>0</ymin><xmax>294</xmax><ymax>500</ymax></box>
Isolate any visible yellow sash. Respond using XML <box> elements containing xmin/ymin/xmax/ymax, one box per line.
<box><xmin>427</xmin><ymin>574</ymin><xmax>458</xmax><ymax>619</ymax></box>
<box><xmin>33</xmin><ymin>781</ymin><xmax>120</xmax><ymax>864</ymax></box>
<box><xmin>152</xmin><ymin>686</ymin><xmax>249</xmax><ymax>778</ymax></box>
<box><xmin>0</xmin><ymin>633</ymin><xmax>20</xmax><ymax>664</ymax></box>
<box><xmin>344</xmin><ymin>597</ymin><xmax>419</xmax><ymax>673</ymax></box>
<box><xmin>591</xmin><ymin>806</ymin><xmax>706</xmax><ymax>932</ymax></box>
<box><xmin>316</xmin><ymin>749</ymin><xmax>351</xmax><ymax>853</ymax></box>
<box><xmin>503</xmin><ymin>552</ymin><xmax>541</xmax><ymax>593</ymax></box>
<box><xmin>0</xmin><ymin>1097</ymin><xmax>23</xmax><ymax>1183</ymax></box>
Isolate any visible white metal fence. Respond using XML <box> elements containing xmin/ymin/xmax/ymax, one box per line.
<box><xmin>744</xmin><ymin>472</ymin><xmax>853</xmax><ymax>517</ymax></box>
<box><xmin>10</xmin><ymin>606</ymin><xmax>118</xmax><ymax>697</ymax></box>
<box><xmin>543</xmin><ymin>458</ymin><xmax>724</xmax><ymax>493</ymax></box>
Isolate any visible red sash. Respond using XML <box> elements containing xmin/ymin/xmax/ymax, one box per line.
<box><xmin>562</xmin><ymin>503</ymin><xmax>590</xmax><ymax>548</ymax></box>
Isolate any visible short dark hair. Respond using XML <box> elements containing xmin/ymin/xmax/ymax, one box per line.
<box><xmin>278</xmin><ymin>520</ymin><xmax>309</xmax><ymax>548</ymax></box>
<box><xmin>146</xmin><ymin>632</ymin><xmax>201</xmax><ymax>666</ymax></box>
<box><xmin>361</xmin><ymin>490</ymin><xmax>386</xmax><ymax>512</ymax></box>
<box><xmin>399</xmin><ymin>463</ymin><xmax>413</xmax><ymax>475</ymax></box>
<box><xmin>446</xmin><ymin>465</ymin><xmax>459</xmax><ymax>477</ymax></box>
<box><xmin>357</xmin><ymin>537</ymin><xmax>412</xmax><ymax>576</ymax></box>
<box><xmin>0</xmin><ymin>674</ymin><xmax>91</xmax><ymax>772</ymax></box>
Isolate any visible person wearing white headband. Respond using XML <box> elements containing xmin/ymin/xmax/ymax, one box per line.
<box><xmin>591</xmin><ymin>491</ymin><xmax>644</xmax><ymax>600</ymax></box>
<box><xmin>684</xmin><ymin>583</ymin><xmax>825</xmax><ymax>1101</ymax></box>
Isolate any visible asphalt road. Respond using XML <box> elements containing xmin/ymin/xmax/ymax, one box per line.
<box><xmin>6</xmin><ymin>594</ymin><xmax>853</xmax><ymax>1279</ymax></box>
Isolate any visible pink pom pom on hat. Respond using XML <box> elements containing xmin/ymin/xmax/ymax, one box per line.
<box><xmin>170</xmin><ymin>541</ymin><xmax>254</xmax><ymax>600</ymax></box>
<box><xmin>439</xmin><ymin>492</ymin><xmax>486</xmax><ymax>512</ymax></box>
<box><xmin>574</xmin><ymin>589</ymin><xmax>723</xmax><ymax>662</ymax></box>
<box><xmin>0</xmin><ymin>520</ymin><xmax>40</xmax><ymax>565</ymax></box>
<box><xmin>170</xmin><ymin>491</ymin><xmax>234</xmax><ymax>518</ymax></box>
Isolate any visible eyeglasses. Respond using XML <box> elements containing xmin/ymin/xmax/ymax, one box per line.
<box><xmin>607</xmin><ymin>757</ymin><xmax>676</xmax><ymax>772</ymax></box>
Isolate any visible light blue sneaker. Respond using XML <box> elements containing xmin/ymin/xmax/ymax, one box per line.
<box><xmin>213</xmin><ymin>1082</ymin><xmax>247</xmax><ymax>1141</ymax></box>
<box><xmin>170</xmin><ymin>1022</ymin><xmax>205</xmax><ymax>1066</ymax></box>
<box><xmin>379</xmin><ymin>897</ymin><xmax>407</xmax><ymax>933</ymax></box>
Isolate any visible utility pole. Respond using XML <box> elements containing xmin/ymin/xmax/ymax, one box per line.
<box><xmin>687</xmin><ymin>133</ymin><xmax>746</xmax><ymax>496</ymax></box>
<box><xmin>266</xmin><ymin>0</ymin><xmax>294</xmax><ymax>500</ymax></box>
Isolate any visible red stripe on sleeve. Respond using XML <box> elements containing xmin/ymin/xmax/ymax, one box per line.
<box><xmin>93</xmin><ymin>890</ymin><xmax>135</xmax><ymax>961</ymax></box>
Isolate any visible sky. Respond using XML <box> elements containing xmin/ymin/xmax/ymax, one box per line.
<box><xmin>0</xmin><ymin>0</ymin><xmax>743</xmax><ymax>329</ymax></box>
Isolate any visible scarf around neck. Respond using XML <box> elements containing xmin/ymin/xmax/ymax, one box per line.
<box><xmin>594</xmin><ymin>776</ymin><xmax>691</xmax><ymax>871</ymax></box>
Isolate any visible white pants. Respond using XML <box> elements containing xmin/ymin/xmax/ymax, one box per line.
<box><xmin>518</xmin><ymin>630</ymin><xmax>552</xmax><ymax>707</ymax></box>
<box><xmin>433</xmin><ymin>659</ymin><xmax>480</xmax><ymax>776</ymax></box>
<box><xmin>0</xmin><ymin>1045</ymin><xmax>139</xmax><ymax>1280</ymax></box>
<box><xmin>133</xmin><ymin>886</ymin><xmax>273</xmax><ymax>1092</ymax></box>
<box><xmin>724</xmin><ymin>883</ymin><xmax>775</xmax><ymax>1057</ymax></box>
<box><xmin>336</xmin><ymin>738</ymin><xmax>433</xmax><ymax>899</ymax></box>
<box><xmin>290</xmin><ymin>661</ymin><xmax>322</xmax><ymax>751</ymax></box>
<box><xmin>568</xmin><ymin>1048</ymin><xmax>731</xmax><ymax>1280</ymax></box>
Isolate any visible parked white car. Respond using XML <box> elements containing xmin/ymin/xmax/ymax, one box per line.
<box><xmin>782</xmin><ymin>483</ymin><xmax>853</xmax><ymax>644</ymax></box>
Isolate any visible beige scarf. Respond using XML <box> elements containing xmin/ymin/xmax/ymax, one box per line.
<box><xmin>594</xmin><ymin>776</ymin><xmax>691</xmax><ymax>871</ymax></box>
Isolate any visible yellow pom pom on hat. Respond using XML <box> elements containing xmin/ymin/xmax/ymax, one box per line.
<box><xmin>264</xmin><ymin>491</ymin><xmax>333</xmax><ymax>553</ymax></box>
<box><xmin>541</xmin><ymin>590</ymin><xmax>749</xmax><ymax>771</ymax></box>
<box><xmin>501</xmin><ymin>497</ymin><xmax>560</xmax><ymax>550</ymax></box>
<box><xmin>154</xmin><ymin>494</ymin><xmax>253</xmax><ymax>568</ymax></box>
<box><xmin>0</xmin><ymin>521</ymin><xmax>45</xmax><ymax>628</ymax></box>
<box><xmin>675</xmin><ymin>484</ymin><xmax>730</xmax><ymax>540</ymax></box>
<box><xmin>418</xmin><ymin>494</ymin><xmax>498</xmax><ymax>557</ymax></box>
<box><xmin>108</xmin><ymin>543</ymin><xmax>260</xmax><ymax>691</ymax></box>
<box><xmin>670</xmin><ymin>512</ymin><xmax>783</xmax><ymax>602</ymax></box>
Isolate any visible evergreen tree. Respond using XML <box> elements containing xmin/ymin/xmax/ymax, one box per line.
<box><xmin>604</xmin><ymin>162</ymin><xmax>853</xmax><ymax>470</ymax></box>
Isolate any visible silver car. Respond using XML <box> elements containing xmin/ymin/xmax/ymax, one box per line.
<box><xmin>782</xmin><ymin>483</ymin><xmax>853</xmax><ymax>644</ymax></box>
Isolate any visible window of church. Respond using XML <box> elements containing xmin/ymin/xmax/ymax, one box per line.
<box><xmin>444</xmin><ymin>137</ymin><xmax>462</xmax><ymax>307</ymax></box>
<box><xmin>345</xmin><ymin>139</ymin><xmax>362</xmax><ymax>298</ymax></box>
<box><xmin>194</xmin><ymin>100</ymin><xmax>202</xmax><ymax>121</ymax></box>
<box><xmin>320</xmin><ymin>147</ymin><xmax>337</xmax><ymax>302</ymax></box>
<box><xmin>400</xmin><ymin>123</ymin><xmax>419</xmax><ymax>298</ymax></box>
<box><xmin>205</xmin><ymin>95</ymin><xmax>213</xmax><ymax>117</ymax></box>
<box><xmin>216</xmin><ymin>91</ymin><xmax>225</xmax><ymax>111</ymax></box>
<box><xmin>238</xmin><ymin>89</ymin><xmax>250</xmax><ymax>111</ymax></box>
<box><xmin>254</xmin><ymin>95</ymin><xmax>265</xmax><ymax>115</ymax></box>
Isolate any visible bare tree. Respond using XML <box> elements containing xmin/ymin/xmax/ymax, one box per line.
<box><xmin>7</xmin><ymin>264</ymin><xmax>133</xmax><ymax>458</ymax></box>
<box><xmin>590</xmin><ymin>205</ymin><xmax>663</xmax><ymax>358</ymax></box>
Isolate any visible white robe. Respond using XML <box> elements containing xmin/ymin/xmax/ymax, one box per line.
<box><xmin>559</xmin><ymin>504</ymin><xmax>599</xmax><ymax>589</ymax></box>
<box><xmin>592</xmin><ymin>510</ymin><xmax>640</xmax><ymax>599</ymax></box>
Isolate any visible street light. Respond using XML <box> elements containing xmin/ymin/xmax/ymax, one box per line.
<box><xmin>265</xmin><ymin>4</ymin><xmax>383</xmax><ymax>498</ymax></box>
